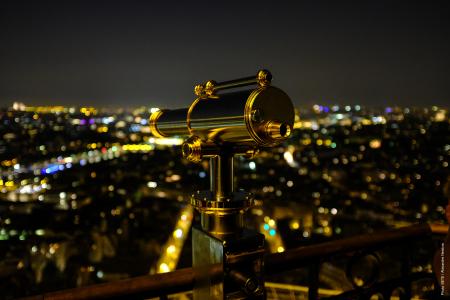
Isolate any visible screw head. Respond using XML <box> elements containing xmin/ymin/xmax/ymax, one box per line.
<box><xmin>251</xmin><ymin>109</ymin><xmax>262</xmax><ymax>122</ymax></box>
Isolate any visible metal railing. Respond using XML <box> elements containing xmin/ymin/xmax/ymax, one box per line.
<box><xmin>21</xmin><ymin>223</ymin><xmax>447</xmax><ymax>300</ymax></box>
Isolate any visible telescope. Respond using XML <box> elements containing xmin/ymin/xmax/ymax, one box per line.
<box><xmin>150</xmin><ymin>70</ymin><xmax>295</xmax><ymax>299</ymax></box>
<box><xmin>150</xmin><ymin>69</ymin><xmax>293</xmax><ymax>148</ymax></box>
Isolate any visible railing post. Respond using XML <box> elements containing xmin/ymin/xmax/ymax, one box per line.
<box><xmin>308</xmin><ymin>260</ymin><xmax>320</xmax><ymax>300</ymax></box>
<box><xmin>400</xmin><ymin>242</ymin><xmax>411</xmax><ymax>300</ymax></box>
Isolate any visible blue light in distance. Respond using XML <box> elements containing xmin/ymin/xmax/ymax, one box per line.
<box><xmin>42</xmin><ymin>164</ymin><xmax>59</xmax><ymax>175</ymax></box>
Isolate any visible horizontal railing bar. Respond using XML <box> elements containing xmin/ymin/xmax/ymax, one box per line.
<box><xmin>265</xmin><ymin>223</ymin><xmax>431</xmax><ymax>274</ymax></box>
<box><xmin>429</xmin><ymin>223</ymin><xmax>449</xmax><ymax>235</ymax></box>
<box><xmin>19</xmin><ymin>223</ymin><xmax>433</xmax><ymax>300</ymax></box>
<box><xmin>21</xmin><ymin>267</ymin><xmax>197</xmax><ymax>300</ymax></box>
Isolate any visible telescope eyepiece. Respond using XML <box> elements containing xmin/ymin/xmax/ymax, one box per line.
<box><xmin>265</xmin><ymin>122</ymin><xmax>292</xmax><ymax>140</ymax></box>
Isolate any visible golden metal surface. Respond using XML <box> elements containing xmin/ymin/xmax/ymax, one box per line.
<box><xmin>190</xmin><ymin>190</ymin><xmax>255</xmax><ymax>238</ymax></box>
<box><xmin>204</xmin><ymin>80</ymin><xmax>216</xmax><ymax>96</ymax></box>
<box><xmin>194</xmin><ymin>84</ymin><xmax>204</xmax><ymax>96</ymax></box>
<box><xmin>150</xmin><ymin>69</ymin><xmax>294</xmax><ymax>147</ymax></box>
<box><xmin>186</xmin><ymin>97</ymin><xmax>201</xmax><ymax>136</ymax></box>
<box><xmin>184</xmin><ymin>86</ymin><xmax>293</xmax><ymax>146</ymax></box>
<box><xmin>150</xmin><ymin>108</ymin><xmax>190</xmax><ymax>137</ymax></box>
<box><xmin>256</xmin><ymin>69</ymin><xmax>272</xmax><ymax>87</ymax></box>
<box><xmin>182</xmin><ymin>137</ymin><xmax>222</xmax><ymax>163</ymax></box>
<box><xmin>210</xmin><ymin>155</ymin><xmax>233</xmax><ymax>200</ymax></box>
<box><xmin>149</xmin><ymin>109</ymin><xmax>166</xmax><ymax>138</ymax></box>
<box><xmin>182</xmin><ymin>136</ymin><xmax>203</xmax><ymax>163</ymax></box>
<box><xmin>265</xmin><ymin>121</ymin><xmax>292</xmax><ymax>140</ymax></box>
<box><xmin>244</xmin><ymin>86</ymin><xmax>294</xmax><ymax>146</ymax></box>
<box><xmin>200</xmin><ymin>212</ymin><xmax>244</xmax><ymax>237</ymax></box>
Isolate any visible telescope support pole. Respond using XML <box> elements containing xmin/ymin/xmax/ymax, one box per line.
<box><xmin>192</xmin><ymin>151</ymin><xmax>265</xmax><ymax>299</ymax></box>
<box><xmin>210</xmin><ymin>154</ymin><xmax>234</xmax><ymax>201</ymax></box>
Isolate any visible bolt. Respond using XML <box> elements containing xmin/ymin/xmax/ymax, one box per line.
<box><xmin>251</xmin><ymin>109</ymin><xmax>262</xmax><ymax>122</ymax></box>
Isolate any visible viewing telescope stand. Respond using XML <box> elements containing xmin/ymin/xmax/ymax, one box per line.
<box><xmin>184</xmin><ymin>140</ymin><xmax>265</xmax><ymax>299</ymax></box>
<box><xmin>150</xmin><ymin>70</ymin><xmax>295</xmax><ymax>299</ymax></box>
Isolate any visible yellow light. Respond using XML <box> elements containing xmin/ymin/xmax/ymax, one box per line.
<box><xmin>304</xmin><ymin>121</ymin><xmax>313</xmax><ymax>128</ymax></box>
<box><xmin>290</xmin><ymin>221</ymin><xmax>300</xmax><ymax>230</ymax></box>
<box><xmin>166</xmin><ymin>174</ymin><xmax>181</xmax><ymax>182</ymax></box>
<box><xmin>268</xmin><ymin>219</ymin><xmax>276</xmax><ymax>227</ymax></box>
<box><xmin>154</xmin><ymin>138</ymin><xmax>184</xmax><ymax>146</ymax></box>
<box><xmin>122</xmin><ymin>144</ymin><xmax>153</xmax><ymax>152</ymax></box>
<box><xmin>166</xmin><ymin>245</ymin><xmax>176</xmax><ymax>254</ymax></box>
<box><xmin>5</xmin><ymin>181</ymin><xmax>14</xmax><ymax>187</ymax></box>
<box><xmin>17</xmin><ymin>261</ymin><xmax>24</xmax><ymax>269</ymax></box>
<box><xmin>369</xmin><ymin>139</ymin><xmax>381</xmax><ymax>149</ymax></box>
<box><xmin>173</xmin><ymin>229</ymin><xmax>183</xmax><ymax>238</ymax></box>
<box><xmin>277</xmin><ymin>246</ymin><xmax>285</xmax><ymax>253</ymax></box>
<box><xmin>283</xmin><ymin>151</ymin><xmax>294</xmax><ymax>164</ymax></box>
<box><xmin>302</xmin><ymin>138</ymin><xmax>311</xmax><ymax>145</ymax></box>
<box><xmin>361</xmin><ymin>119</ymin><xmax>372</xmax><ymax>125</ymax></box>
<box><xmin>159</xmin><ymin>263</ymin><xmax>170</xmax><ymax>273</ymax></box>
<box><xmin>97</xmin><ymin>126</ymin><xmax>108</xmax><ymax>133</ymax></box>
<box><xmin>435</xmin><ymin>110</ymin><xmax>446</xmax><ymax>122</ymax></box>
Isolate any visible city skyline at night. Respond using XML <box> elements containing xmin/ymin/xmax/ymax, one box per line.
<box><xmin>0</xmin><ymin>102</ymin><xmax>448</xmax><ymax>298</ymax></box>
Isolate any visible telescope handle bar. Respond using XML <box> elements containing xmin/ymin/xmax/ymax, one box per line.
<box><xmin>199</xmin><ymin>69</ymin><xmax>272</xmax><ymax>96</ymax></box>
<box><xmin>212</xmin><ymin>76</ymin><xmax>258</xmax><ymax>92</ymax></box>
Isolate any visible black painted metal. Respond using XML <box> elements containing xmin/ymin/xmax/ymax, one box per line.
<box><xmin>20</xmin><ymin>224</ymin><xmax>442</xmax><ymax>300</ymax></box>
<box><xmin>308</xmin><ymin>261</ymin><xmax>320</xmax><ymax>300</ymax></box>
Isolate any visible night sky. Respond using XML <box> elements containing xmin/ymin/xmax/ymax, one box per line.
<box><xmin>0</xmin><ymin>1</ymin><xmax>449</xmax><ymax>108</ymax></box>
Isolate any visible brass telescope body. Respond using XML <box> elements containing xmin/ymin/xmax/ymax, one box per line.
<box><xmin>150</xmin><ymin>86</ymin><xmax>293</xmax><ymax>148</ymax></box>
<box><xmin>149</xmin><ymin>70</ymin><xmax>295</xmax><ymax>299</ymax></box>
